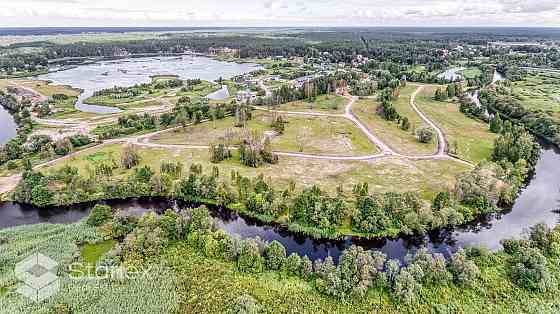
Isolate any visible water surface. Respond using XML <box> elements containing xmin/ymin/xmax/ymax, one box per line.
<box><xmin>0</xmin><ymin>106</ymin><xmax>17</xmax><ymax>145</ymax></box>
<box><xmin>37</xmin><ymin>56</ymin><xmax>260</xmax><ymax>114</ymax></box>
<box><xmin>1</xmin><ymin>143</ymin><xmax>558</xmax><ymax>261</ymax></box>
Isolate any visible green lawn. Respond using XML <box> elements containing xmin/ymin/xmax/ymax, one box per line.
<box><xmin>277</xmin><ymin>95</ymin><xmax>347</xmax><ymax>114</ymax></box>
<box><xmin>44</xmin><ymin>143</ymin><xmax>467</xmax><ymax>200</ymax></box>
<box><xmin>511</xmin><ymin>71</ymin><xmax>560</xmax><ymax>122</ymax></box>
<box><xmin>459</xmin><ymin>67</ymin><xmax>483</xmax><ymax>79</ymax></box>
<box><xmin>353</xmin><ymin>85</ymin><xmax>437</xmax><ymax>156</ymax></box>
<box><xmin>150</xmin><ymin>110</ymin><xmax>377</xmax><ymax>157</ymax></box>
<box><xmin>415</xmin><ymin>86</ymin><xmax>497</xmax><ymax>163</ymax></box>
<box><xmin>79</xmin><ymin>240</ymin><xmax>115</xmax><ymax>266</ymax></box>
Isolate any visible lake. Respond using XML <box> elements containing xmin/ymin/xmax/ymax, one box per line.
<box><xmin>37</xmin><ymin>55</ymin><xmax>261</xmax><ymax>113</ymax></box>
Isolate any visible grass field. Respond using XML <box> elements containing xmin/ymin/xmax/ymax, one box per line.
<box><xmin>415</xmin><ymin>86</ymin><xmax>497</xmax><ymax>163</ymax></box>
<box><xmin>44</xmin><ymin>143</ymin><xmax>468</xmax><ymax>200</ymax></box>
<box><xmin>353</xmin><ymin>85</ymin><xmax>437</xmax><ymax>155</ymax></box>
<box><xmin>277</xmin><ymin>95</ymin><xmax>347</xmax><ymax>114</ymax></box>
<box><xmin>511</xmin><ymin>71</ymin><xmax>560</xmax><ymax>122</ymax></box>
<box><xmin>150</xmin><ymin>110</ymin><xmax>378</xmax><ymax>156</ymax></box>
<box><xmin>459</xmin><ymin>67</ymin><xmax>483</xmax><ymax>79</ymax></box>
<box><xmin>0</xmin><ymin>79</ymin><xmax>82</xmax><ymax>97</ymax></box>
<box><xmin>164</xmin><ymin>242</ymin><xmax>560</xmax><ymax>314</ymax></box>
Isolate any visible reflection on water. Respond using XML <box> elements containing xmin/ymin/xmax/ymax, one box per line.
<box><xmin>1</xmin><ymin>146</ymin><xmax>558</xmax><ymax>262</ymax></box>
<box><xmin>0</xmin><ymin>106</ymin><xmax>17</xmax><ymax>145</ymax></box>
<box><xmin>37</xmin><ymin>56</ymin><xmax>261</xmax><ymax>114</ymax></box>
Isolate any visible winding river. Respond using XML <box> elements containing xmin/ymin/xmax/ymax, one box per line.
<box><xmin>0</xmin><ymin>141</ymin><xmax>559</xmax><ymax>261</ymax></box>
<box><xmin>1</xmin><ymin>64</ymin><xmax>558</xmax><ymax>262</ymax></box>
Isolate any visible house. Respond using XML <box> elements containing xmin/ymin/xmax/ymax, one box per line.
<box><xmin>236</xmin><ymin>90</ymin><xmax>258</xmax><ymax>104</ymax></box>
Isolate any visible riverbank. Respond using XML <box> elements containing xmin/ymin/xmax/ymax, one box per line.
<box><xmin>2</xmin><ymin>200</ymin><xmax>560</xmax><ymax>313</ymax></box>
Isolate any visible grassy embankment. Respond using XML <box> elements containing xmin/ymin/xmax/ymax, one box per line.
<box><xmin>1</xmin><ymin>222</ymin><xmax>559</xmax><ymax>313</ymax></box>
<box><xmin>511</xmin><ymin>71</ymin><xmax>560</xmax><ymax>123</ymax></box>
<box><xmin>277</xmin><ymin>94</ymin><xmax>347</xmax><ymax>114</ymax></box>
<box><xmin>353</xmin><ymin>84</ymin><xmax>437</xmax><ymax>155</ymax></box>
<box><xmin>415</xmin><ymin>86</ymin><xmax>497</xmax><ymax>163</ymax></box>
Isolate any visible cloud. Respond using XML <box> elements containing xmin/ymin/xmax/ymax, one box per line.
<box><xmin>0</xmin><ymin>0</ymin><xmax>559</xmax><ymax>27</ymax></box>
<box><xmin>22</xmin><ymin>0</ymin><xmax>80</xmax><ymax>3</ymax></box>
<box><xmin>499</xmin><ymin>0</ymin><xmax>558</xmax><ymax>13</ymax></box>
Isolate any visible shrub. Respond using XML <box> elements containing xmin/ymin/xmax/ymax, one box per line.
<box><xmin>159</xmin><ymin>209</ymin><xmax>179</xmax><ymax>240</ymax></box>
<box><xmin>134</xmin><ymin>165</ymin><xmax>155</xmax><ymax>183</ymax></box>
<box><xmin>109</xmin><ymin>211</ymin><xmax>138</xmax><ymax>239</ymax></box>
<box><xmin>86</xmin><ymin>204</ymin><xmax>113</xmax><ymax>227</ymax></box>
<box><xmin>285</xmin><ymin>253</ymin><xmax>302</xmax><ymax>274</ymax></box>
<box><xmin>189</xmin><ymin>206</ymin><xmax>213</xmax><ymax>234</ymax></box>
<box><xmin>121</xmin><ymin>145</ymin><xmax>141</xmax><ymax>169</ymax></box>
<box><xmin>226</xmin><ymin>294</ymin><xmax>262</xmax><ymax>314</ymax></box>
<box><xmin>416</xmin><ymin>127</ymin><xmax>434</xmax><ymax>143</ymax></box>
<box><xmin>237</xmin><ymin>239</ymin><xmax>264</xmax><ymax>273</ymax></box>
<box><xmin>264</xmin><ymin>240</ymin><xmax>286</xmax><ymax>270</ymax></box>
<box><xmin>54</xmin><ymin>138</ymin><xmax>73</xmax><ymax>156</ymax></box>
<box><xmin>122</xmin><ymin>212</ymin><xmax>168</xmax><ymax>259</ymax></box>
<box><xmin>301</xmin><ymin>255</ymin><xmax>313</xmax><ymax>278</ymax></box>
<box><xmin>393</xmin><ymin>268</ymin><xmax>421</xmax><ymax>304</ymax></box>
<box><xmin>511</xmin><ymin>247</ymin><xmax>555</xmax><ymax>292</ymax></box>
<box><xmin>30</xmin><ymin>184</ymin><xmax>53</xmax><ymax>207</ymax></box>
<box><xmin>447</xmin><ymin>249</ymin><xmax>480</xmax><ymax>287</ymax></box>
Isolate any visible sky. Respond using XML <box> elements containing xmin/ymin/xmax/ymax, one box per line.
<box><xmin>1</xmin><ymin>0</ymin><xmax>559</xmax><ymax>27</ymax></box>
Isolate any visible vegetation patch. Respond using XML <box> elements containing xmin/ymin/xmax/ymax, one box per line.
<box><xmin>277</xmin><ymin>94</ymin><xmax>347</xmax><ymax>114</ymax></box>
<box><xmin>416</xmin><ymin>86</ymin><xmax>497</xmax><ymax>163</ymax></box>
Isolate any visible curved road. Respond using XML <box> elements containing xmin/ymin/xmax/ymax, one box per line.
<box><xmin>0</xmin><ymin>84</ymin><xmax>473</xmax><ymax>195</ymax></box>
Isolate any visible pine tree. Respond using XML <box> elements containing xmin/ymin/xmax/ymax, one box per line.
<box><xmin>490</xmin><ymin>113</ymin><xmax>503</xmax><ymax>133</ymax></box>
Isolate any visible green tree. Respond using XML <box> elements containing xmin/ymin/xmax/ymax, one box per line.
<box><xmin>489</xmin><ymin>113</ymin><xmax>503</xmax><ymax>133</ymax></box>
<box><xmin>265</xmin><ymin>241</ymin><xmax>286</xmax><ymax>270</ymax></box>
<box><xmin>86</xmin><ymin>204</ymin><xmax>113</xmax><ymax>226</ymax></box>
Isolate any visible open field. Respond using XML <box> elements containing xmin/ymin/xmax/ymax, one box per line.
<box><xmin>415</xmin><ymin>86</ymin><xmax>497</xmax><ymax>163</ymax></box>
<box><xmin>44</xmin><ymin>143</ymin><xmax>468</xmax><ymax>200</ymax></box>
<box><xmin>511</xmin><ymin>71</ymin><xmax>560</xmax><ymax>122</ymax></box>
<box><xmin>353</xmin><ymin>85</ymin><xmax>437</xmax><ymax>155</ymax></box>
<box><xmin>277</xmin><ymin>95</ymin><xmax>347</xmax><ymax>114</ymax></box>
<box><xmin>164</xmin><ymin>242</ymin><xmax>560</xmax><ymax>314</ymax></box>
<box><xmin>150</xmin><ymin>110</ymin><xmax>378</xmax><ymax>156</ymax></box>
<box><xmin>459</xmin><ymin>67</ymin><xmax>483</xmax><ymax>79</ymax></box>
<box><xmin>3</xmin><ymin>220</ymin><xmax>560</xmax><ymax>314</ymax></box>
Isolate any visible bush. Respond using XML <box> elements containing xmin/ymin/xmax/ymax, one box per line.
<box><xmin>226</xmin><ymin>294</ymin><xmax>262</xmax><ymax>314</ymax></box>
<box><xmin>301</xmin><ymin>255</ymin><xmax>313</xmax><ymax>278</ymax></box>
<box><xmin>86</xmin><ymin>204</ymin><xmax>113</xmax><ymax>227</ymax></box>
<box><xmin>121</xmin><ymin>145</ymin><xmax>141</xmax><ymax>169</ymax></box>
<box><xmin>109</xmin><ymin>211</ymin><xmax>138</xmax><ymax>239</ymax></box>
<box><xmin>416</xmin><ymin>127</ymin><xmax>434</xmax><ymax>143</ymax></box>
<box><xmin>237</xmin><ymin>239</ymin><xmax>264</xmax><ymax>273</ymax></box>
<box><xmin>54</xmin><ymin>138</ymin><xmax>73</xmax><ymax>156</ymax></box>
<box><xmin>393</xmin><ymin>268</ymin><xmax>421</xmax><ymax>304</ymax></box>
<box><xmin>159</xmin><ymin>209</ymin><xmax>179</xmax><ymax>240</ymax></box>
<box><xmin>511</xmin><ymin>247</ymin><xmax>555</xmax><ymax>292</ymax></box>
<box><xmin>447</xmin><ymin>249</ymin><xmax>480</xmax><ymax>287</ymax></box>
<box><xmin>285</xmin><ymin>253</ymin><xmax>302</xmax><ymax>274</ymax></box>
<box><xmin>264</xmin><ymin>240</ymin><xmax>286</xmax><ymax>270</ymax></box>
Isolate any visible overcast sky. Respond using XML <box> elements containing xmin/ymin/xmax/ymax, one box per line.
<box><xmin>1</xmin><ymin>0</ymin><xmax>559</xmax><ymax>27</ymax></box>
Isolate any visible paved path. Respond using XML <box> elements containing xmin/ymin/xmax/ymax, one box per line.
<box><xmin>1</xmin><ymin>84</ymin><xmax>474</xmax><ymax>195</ymax></box>
<box><xmin>407</xmin><ymin>86</ymin><xmax>446</xmax><ymax>156</ymax></box>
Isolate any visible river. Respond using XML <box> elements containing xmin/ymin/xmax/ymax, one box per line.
<box><xmin>0</xmin><ymin>64</ymin><xmax>557</xmax><ymax>262</ymax></box>
<box><xmin>1</xmin><ymin>141</ymin><xmax>559</xmax><ymax>262</ymax></box>
<box><xmin>0</xmin><ymin>106</ymin><xmax>17</xmax><ymax>145</ymax></box>
<box><xmin>36</xmin><ymin>55</ymin><xmax>260</xmax><ymax>114</ymax></box>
